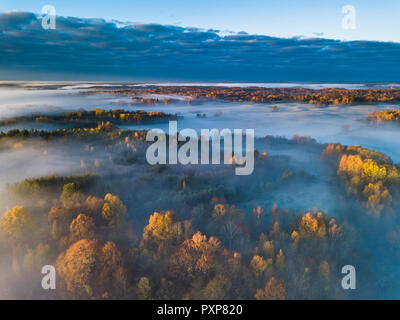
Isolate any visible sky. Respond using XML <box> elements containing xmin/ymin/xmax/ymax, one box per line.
<box><xmin>1</xmin><ymin>1</ymin><xmax>400</xmax><ymax>81</ymax></box>
<box><xmin>2</xmin><ymin>0</ymin><xmax>400</xmax><ymax>42</ymax></box>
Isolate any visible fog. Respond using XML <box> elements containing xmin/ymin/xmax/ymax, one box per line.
<box><xmin>0</xmin><ymin>83</ymin><xmax>400</xmax><ymax>299</ymax></box>
<box><xmin>0</xmin><ymin>86</ymin><xmax>128</xmax><ymax>118</ymax></box>
<box><xmin>2</xmin><ymin>84</ymin><xmax>400</xmax><ymax>161</ymax></box>
<box><xmin>0</xmin><ymin>83</ymin><xmax>399</xmax><ymax>217</ymax></box>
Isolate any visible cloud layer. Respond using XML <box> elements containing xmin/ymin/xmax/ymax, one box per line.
<box><xmin>1</xmin><ymin>11</ymin><xmax>400</xmax><ymax>81</ymax></box>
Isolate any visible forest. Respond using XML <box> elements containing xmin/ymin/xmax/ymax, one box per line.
<box><xmin>0</xmin><ymin>109</ymin><xmax>178</xmax><ymax>128</ymax></box>
<box><xmin>368</xmin><ymin>110</ymin><xmax>400</xmax><ymax>123</ymax></box>
<box><xmin>85</xmin><ymin>86</ymin><xmax>400</xmax><ymax>105</ymax></box>
<box><xmin>0</xmin><ymin>104</ymin><xmax>399</xmax><ymax>300</ymax></box>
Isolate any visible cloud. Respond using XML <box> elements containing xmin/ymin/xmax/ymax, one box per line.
<box><xmin>1</xmin><ymin>11</ymin><xmax>400</xmax><ymax>81</ymax></box>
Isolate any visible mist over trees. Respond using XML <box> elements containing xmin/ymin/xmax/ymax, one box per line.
<box><xmin>0</xmin><ymin>95</ymin><xmax>399</xmax><ymax>300</ymax></box>
<box><xmin>0</xmin><ymin>123</ymin><xmax>397</xmax><ymax>300</ymax></box>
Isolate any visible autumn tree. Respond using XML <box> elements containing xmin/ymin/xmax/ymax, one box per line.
<box><xmin>70</xmin><ymin>214</ymin><xmax>96</xmax><ymax>243</ymax></box>
<box><xmin>299</xmin><ymin>213</ymin><xmax>326</xmax><ymax>238</ymax></box>
<box><xmin>101</xmin><ymin>193</ymin><xmax>127</xmax><ymax>227</ymax></box>
<box><xmin>201</xmin><ymin>274</ymin><xmax>232</xmax><ymax>300</ymax></box>
<box><xmin>318</xmin><ymin>260</ymin><xmax>331</xmax><ymax>282</ymax></box>
<box><xmin>57</xmin><ymin>239</ymin><xmax>128</xmax><ymax>299</ymax></box>
<box><xmin>60</xmin><ymin>183</ymin><xmax>84</xmax><ymax>207</ymax></box>
<box><xmin>83</xmin><ymin>196</ymin><xmax>104</xmax><ymax>219</ymax></box>
<box><xmin>251</xmin><ymin>206</ymin><xmax>265</xmax><ymax>234</ymax></box>
<box><xmin>262</xmin><ymin>240</ymin><xmax>274</xmax><ymax>259</ymax></box>
<box><xmin>331</xmin><ymin>144</ymin><xmax>400</xmax><ymax>214</ymax></box>
<box><xmin>168</xmin><ymin>232</ymin><xmax>221</xmax><ymax>285</ymax></box>
<box><xmin>137</xmin><ymin>277</ymin><xmax>151</xmax><ymax>300</ymax></box>
<box><xmin>57</xmin><ymin>239</ymin><xmax>99</xmax><ymax>298</ymax></box>
<box><xmin>250</xmin><ymin>255</ymin><xmax>272</xmax><ymax>278</ymax></box>
<box><xmin>99</xmin><ymin>241</ymin><xmax>128</xmax><ymax>298</ymax></box>
<box><xmin>142</xmin><ymin>211</ymin><xmax>192</xmax><ymax>251</ymax></box>
<box><xmin>275</xmin><ymin>249</ymin><xmax>285</xmax><ymax>270</ymax></box>
<box><xmin>270</xmin><ymin>221</ymin><xmax>281</xmax><ymax>239</ymax></box>
<box><xmin>209</xmin><ymin>203</ymin><xmax>247</xmax><ymax>250</ymax></box>
<box><xmin>255</xmin><ymin>277</ymin><xmax>286</xmax><ymax>300</ymax></box>
<box><xmin>48</xmin><ymin>206</ymin><xmax>72</xmax><ymax>241</ymax></box>
<box><xmin>0</xmin><ymin>206</ymin><xmax>34</xmax><ymax>245</ymax></box>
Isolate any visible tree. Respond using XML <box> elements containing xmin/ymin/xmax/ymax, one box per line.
<box><xmin>143</xmin><ymin>211</ymin><xmax>175</xmax><ymax>245</ymax></box>
<box><xmin>101</xmin><ymin>193</ymin><xmax>127</xmax><ymax>227</ymax></box>
<box><xmin>299</xmin><ymin>213</ymin><xmax>326</xmax><ymax>238</ymax></box>
<box><xmin>270</xmin><ymin>221</ymin><xmax>281</xmax><ymax>238</ymax></box>
<box><xmin>275</xmin><ymin>249</ymin><xmax>285</xmax><ymax>270</ymax></box>
<box><xmin>99</xmin><ymin>241</ymin><xmax>127</xmax><ymax>298</ymax></box>
<box><xmin>262</xmin><ymin>240</ymin><xmax>274</xmax><ymax>258</ymax></box>
<box><xmin>143</xmin><ymin>211</ymin><xmax>192</xmax><ymax>250</ymax></box>
<box><xmin>363</xmin><ymin>181</ymin><xmax>392</xmax><ymax>215</ymax></box>
<box><xmin>83</xmin><ymin>196</ymin><xmax>104</xmax><ymax>218</ymax></box>
<box><xmin>251</xmin><ymin>206</ymin><xmax>265</xmax><ymax>234</ymax></box>
<box><xmin>291</xmin><ymin>231</ymin><xmax>300</xmax><ymax>247</ymax></box>
<box><xmin>168</xmin><ymin>232</ymin><xmax>221</xmax><ymax>284</ymax></box>
<box><xmin>209</xmin><ymin>203</ymin><xmax>246</xmax><ymax>250</ymax></box>
<box><xmin>60</xmin><ymin>183</ymin><xmax>84</xmax><ymax>207</ymax></box>
<box><xmin>57</xmin><ymin>239</ymin><xmax>99</xmax><ymax>298</ymax></box>
<box><xmin>318</xmin><ymin>261</ymin><xmax>330</xmax><ymax>282</ymax></box>
<box><xmin>0</xmin><ymin>206</ymin><xmax>33</xmax><ymax>245</ymax></box>
<box><xmin>338</xmin><ymin>155</ymin><xmax>363</xmax><ymax>178</ymax></box>
<box><xmin>70</xmin><ymin>214</ymin><xmax>96</xmax><ymax>243</ymax></box>
<box><xmin>255</xmin><ymin>277</ymin><xmax>286</xmax><ymax>300</ymax></box>
<box><xmin>137</xmin><ymin>277</ymin><xmax>151</xmax><ymax>300</ymax></box>
<box><xmin>57</xmin><ymin>239</ymin><xmax>128</xmax><ymax>299</ymax></box>
<box><xmin>201</xmin><ymin>274</ymin><xmax>232</xmax><ymax>300</ymax></box>
<box><xmin>250</xmin><ymin>255</ymin><xmax>271</xmax><ymax>278</ymax></box>
<box><xmin>48</xmin><ymin>206</ymin><xmax>72</xmax><ymax>240</ymax></box>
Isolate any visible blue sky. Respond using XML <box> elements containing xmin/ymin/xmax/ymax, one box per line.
<box><xmin>1</xmin><ymin>1</ymin><xmax>400</xmax><ymax>81</ymax></box>
<box><xmin>1</xmin><ymin>0</ymin><xmax>400</xmax><ymax>41</ymax></box>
